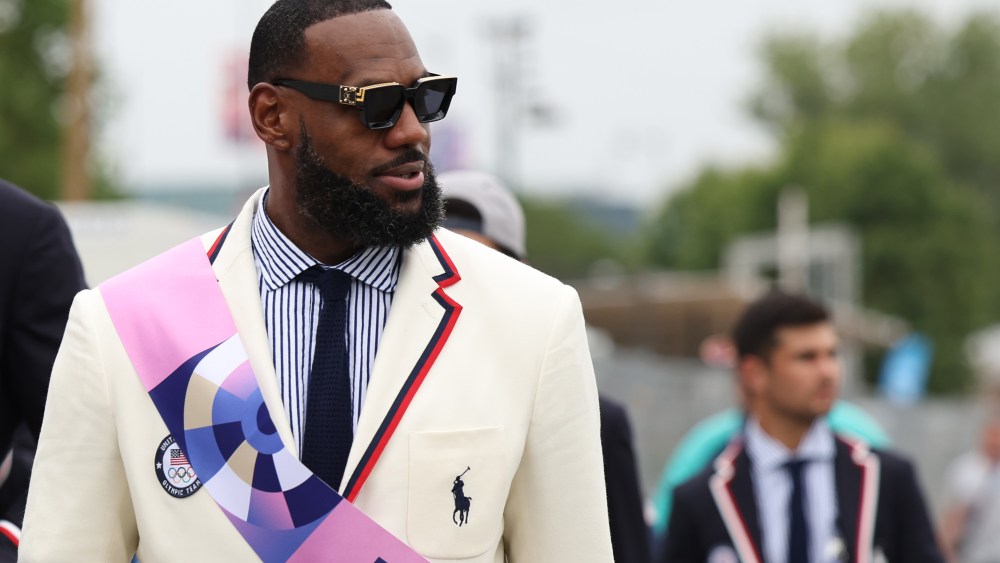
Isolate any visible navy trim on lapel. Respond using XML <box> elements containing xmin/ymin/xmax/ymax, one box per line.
<box><xmin>428</xmin><ymin>234</ymin><xmax>460</xmax><ymax>286</ymax></box>
<box><xmin>341</xmin><ymin>234</ymin><xmax>462</xmax><ymax>502</ymax></box>
<box><xmin>207</xmin><ymin>222</ymin><xmax>234</xmax><ymax>264</ymax></box>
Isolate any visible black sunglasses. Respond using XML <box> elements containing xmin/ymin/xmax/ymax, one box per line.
<box><xmin>271</xmin><ymin>74</ymin><xmax>458</xmax><ymax>130</ymax></box>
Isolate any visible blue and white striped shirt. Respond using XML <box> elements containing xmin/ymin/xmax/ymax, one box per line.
<box><xmin>745</xmin><ymin>418</ymin><xmax>839</xmax><ymax>563</ymax></box>
<box><xmin>250</xmin><ymin>190</ymin><xmax>401</xmax><ymax>454</ymax></box>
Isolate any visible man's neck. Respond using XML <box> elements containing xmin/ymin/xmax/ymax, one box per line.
<box><xmin>755</xmin><ymin>411</ymin><xmax>816</xmax><ymax>452</ymax></box>
<box><xmin>263</xmin><ymin>189</ymin><xmax>359</xmax><ymax>265</ymax></box>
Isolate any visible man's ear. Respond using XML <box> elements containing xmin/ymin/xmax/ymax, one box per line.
<box><xmin>249</xmin><ymin>83</ymin><xmax>293</xmax><ymax>151</ymax></box>
<box><xmin>738</xmin><ymin>355</ymin><xmax>768</xmax><ymax>397</ymax></box>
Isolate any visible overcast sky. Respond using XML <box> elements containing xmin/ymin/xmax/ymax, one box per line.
<box><xmin>92</xmin><ymin>0</ymin><xmax>998</xmax><ymax>206</ymax></box>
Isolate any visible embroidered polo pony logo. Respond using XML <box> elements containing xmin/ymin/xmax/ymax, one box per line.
<box><xmin>452</xmin><ymin>467</ymin><xmax>472</xmax><ymax>526</ymax></box>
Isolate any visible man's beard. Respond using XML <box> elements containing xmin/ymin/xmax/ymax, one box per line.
<box><xmin>293</xmin><ymin>127</ymin><xmax>443</xmax><ymax>249</ymax></box>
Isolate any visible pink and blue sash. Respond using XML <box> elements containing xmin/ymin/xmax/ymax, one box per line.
<box><xmin>100</xmin><ymin>236</ymin><xmax>430</xmax><ymax>563</ymax></box>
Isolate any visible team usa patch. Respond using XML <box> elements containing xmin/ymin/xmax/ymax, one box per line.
<box><xmin>154</xmin><ymin>433</ymin><xmax>202</xmax><ymax>498</ymax></box>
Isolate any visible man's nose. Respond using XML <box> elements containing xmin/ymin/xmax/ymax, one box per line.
<box><xmin>383</xmin><ymin>101</ymin><xmax>429</xmax><ymax>150</ymax></box>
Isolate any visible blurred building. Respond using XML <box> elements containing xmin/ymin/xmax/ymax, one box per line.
<box><xmin>574</xmin><ymin>200</ymin><xmax>909</xmax><ymax>388</ymax></box>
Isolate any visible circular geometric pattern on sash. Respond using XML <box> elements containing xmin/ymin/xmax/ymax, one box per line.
<box><xmin>181</xmin><ymin>334</ymin><xmax>338</xmax><ymax>530</ymax></box>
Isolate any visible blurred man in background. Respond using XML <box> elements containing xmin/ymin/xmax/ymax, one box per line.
<box><xmin>661</xmin><ymin>291</ymin><xmax>942</xmax><ymax>563</ymax></box>
<box><xmin>440</xmin><ymin>169</ymin><xmax>651</xmax><ymax>563</ymax></box>
<box><xmin>650</xmin><ymin>364</ymin><xmax>890</xmax><ymax>546</ymax></box>
<box><xmin>940</xmin><ymin>413</ymin><xmax>1000</xmax><ymax>562</ymax></box>
<box><xmin>0</xmin><ymin>179</ymin><xmax>85</xmax><ymax>560</ymax></box>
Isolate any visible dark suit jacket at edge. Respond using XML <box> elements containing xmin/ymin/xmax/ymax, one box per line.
<box><xmin>659</xmin><ymin>434</ymin><xmax>943</xmax><ymax>563</ymax></box>
<box><xmin>600</xmin><ymin>396</ymin><xmax>652</xmax><ymax>563</ymax></box>
<box><xmin>0</xmin><ymin>180</ymin><xmax>85</xmax><ymax>541</ymax></box>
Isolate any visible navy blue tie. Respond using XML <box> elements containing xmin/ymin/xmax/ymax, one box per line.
<box><xmin>299</xmin><ymin>266</ymin><xmax>353</xmax><ymax>491</ymax></box>
<box><xmin>786</xmin><ymin>459</ymin><xmax>810</xmax><ymax>563</ymax></box>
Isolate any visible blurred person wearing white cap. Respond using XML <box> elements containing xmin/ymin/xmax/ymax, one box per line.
<box><xmin>439</xmin><ymin>170</ymin><xmax>526</xmax><ymax>260</ymax></box>
<box><xmin>440</xmin><ymin>169</ymin><xmax>652</xmax><ymax>563</ymax></box>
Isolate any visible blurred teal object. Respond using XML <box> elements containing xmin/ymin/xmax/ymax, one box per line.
<box><xmin>651</xmin><ymin>408</ymin><xmax>742</xmax><ymax>538</ymax></box>
<box><xmin>879</xmin><ymin>334</ymin><xmax>933</xmax><ymax>405</ymax></box>
<box><xmin>651</xmin><ymin>401</ymin><xmax>890</xmax><ymax>537</ymax></box>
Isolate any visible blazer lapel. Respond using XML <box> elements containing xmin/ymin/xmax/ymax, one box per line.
<box><xmin>708</xmin><ymin>441</ymin><xmax>765</xmax><ymax>563</ymax></box>
<box><xmin>341</xmin><ymin>234</ymin><xmax>462</xmax><ymax>499</ymax></box>
<box><xmin>834</xmin><ymin>439</ymin><xmax>862</xmax><ymax>562</ymax></box>
<box><xmin>834</xmin><ymin>436</ymin><xmax>881</xmax><ymax>563</ymax></box>
<box><xmin>208</xmin><ymin>206</ymin><xmax>465</xmax><ymax>502</ymax></box>
<box><xmin>210</xmin><ymin>189</ymin><xmax>299</xmax><ymax>458</ymax></box>
<box><xmin>729</xmin><ymin>450</ymin><xmax>765</xmax><ymax>560</ymax></box>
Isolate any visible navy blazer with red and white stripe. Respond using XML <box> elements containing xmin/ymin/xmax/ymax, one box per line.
<box><xmin>660</xmin><ymin>434</ymin><xmax>943</xmax><ymax>563</ymax></box>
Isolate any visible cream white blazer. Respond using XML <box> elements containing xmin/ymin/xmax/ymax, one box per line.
<box><xmin>21</xmin><ymin>190</ymin><xmax>613</xmax><ymax>562</ymax></box>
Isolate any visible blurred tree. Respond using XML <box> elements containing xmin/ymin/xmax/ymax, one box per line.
<box><xmin>786</xmin><ymin>120</ymin><xmax>995</xmax><ymax>393</ymax></box>
<box><xmin>648</xmin><ymin>10</ymin><xmax>1000</xmax><ymax>393</ymax></box>
<box><xmin>643</xmin><ymin>165</ymin><xmax>780</xmax><ymax>271</ymax></box>
<box><xmin>0</xmin><ymin>0</ymin><xmax>70</xmax><ymax>199</ymax></box>
<box><xmin>522</xmin><ymin>196</ymin><xmax>639</xmax><ymax>281</ymax></box>
<box><xmin>754</xmin><ymin>10</ymin><xmax>1000</xmax><ymax>215</ymax></box>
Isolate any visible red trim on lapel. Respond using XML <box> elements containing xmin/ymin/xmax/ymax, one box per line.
<box><xmin>709</xmin><ymin>440</ymin><xmax>763</xmax><ymax>563</ymax></box>
<box><xmin>429</xmin><ymin>234</ymin><xmax>461</xmax><ymax>288</ymax></box>
<box><xmin>843</xmin><ymin>436</ymin><xmax>880</xmax><ymax>563</ymax></box>
<box><xmin>0</xmin><ymin>521</ymin><xmax>20</xmax><ymax>547</ymax></box>
<box><xmin>342</xmin><ymin>236</ymin><xmax>463</xmax><ymax>503</ymax></box>
<box><xmin>206</xmin><ymin>222</ymin><xmax>233</xmax><ymax>264</ymax></box>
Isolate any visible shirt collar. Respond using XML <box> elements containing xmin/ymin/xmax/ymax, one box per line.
<box><xmin>745</xmin><ymin>417</ymin><xmax>835</xmax><ymax>472</ymax></box>
<box><xmin>251</xmin><ymin>188</ymin><xmax>401</xmax><ymax>293</ymax></box>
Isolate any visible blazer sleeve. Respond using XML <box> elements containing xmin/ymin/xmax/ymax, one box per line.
<box><xmin>600</xmin><ymin>397</ymin><xmax>652</xmax><ymax>563</ymax></box>
<box><xmin>2</xmin><ymin>199</ymin><xmax>85</xmax><ymax>445</ymax></box>
<box><xmin>0</xmin><ymin>428</ymin><xmax>36</xmax><ymax>559</ymax></box>
<box><xmin>502</xmin><ymin>286</ymin><xmax>614</xmax><ymax>562</ymax></box>
<box><xmin>0</xmin><ymin>196</ymin><xmax>84</xmax><ymax>550</ymax></box>
<box><xmin>659</xmin><ymin>479</ymin><xmax>702</xmax><ymax>563</ymax></box>
<box><xmin>884</xmin><ymin>455</ymin><xmax>945</xmax><ymax>563</ymax></box>
<box><xmin>19</xmin><ymin>291</ymin><xmax>138</xmax><ymax>562</ymax></box>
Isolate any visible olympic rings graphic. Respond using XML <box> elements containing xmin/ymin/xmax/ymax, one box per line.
<box><xmin>167</xmin><ymin>465</ymin><xmax>193</xmax><ymax>484</ymax></box>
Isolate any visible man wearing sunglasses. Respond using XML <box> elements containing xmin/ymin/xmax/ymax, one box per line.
<box><xmin>21</xmin><ymin>1</ymin><xmax>613</xmax><ymax>562</ymax></box>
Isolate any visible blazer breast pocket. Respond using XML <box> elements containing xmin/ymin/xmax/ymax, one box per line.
<box><xmin>407</xmin><ymin>427</ymin><xmax>507</xmax><ymax>559</ymax></box>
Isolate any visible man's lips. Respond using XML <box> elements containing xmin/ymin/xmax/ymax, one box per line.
<box><xmin>814</xmin><ymin>385</ymin><xmax>837</xmax><ymax>401</ymax></box>
<box><xmin>374</xmin><ymin>161</ymin><xmax>425</xmax><ymax>191</ymax></box>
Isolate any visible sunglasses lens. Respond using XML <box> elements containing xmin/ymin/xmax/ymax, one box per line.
<box><xmin>414</xmin><ymin>78</ymin><xmax>457</xmax><ymax>123</ymax></box>
<box><xmin>362</xmin><ymin>85</ymin><xmax>406</xmax><ymax>129</ymax></box>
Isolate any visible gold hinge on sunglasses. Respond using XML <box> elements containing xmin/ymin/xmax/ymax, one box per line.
<box><xmin>339</xmin><ymin>86</ymin><xmax>360</xmax><ymax>105</ymax></box>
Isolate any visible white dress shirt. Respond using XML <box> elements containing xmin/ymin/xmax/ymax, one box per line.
<box><xmin>745</xmin><ymin>418</ymin><xmax>840</xmax><ymax>563</ymax></box>
<box><xmin>250</xmin><ymin>190</ymin><xmax>401</xmax><ymax>454</ymax></box>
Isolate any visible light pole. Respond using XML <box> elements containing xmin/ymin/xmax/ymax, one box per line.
<box><xmin>61</xmin><ymin>0</ymin><xmax>93</xmax><ymax>201</ymax></box>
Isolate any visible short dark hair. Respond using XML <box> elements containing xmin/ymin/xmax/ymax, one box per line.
<box><xmin>732</xmin><ymin>291</ymin><xmax>831</xmax><ymax>361</ymax></box>
<box><xmin>247</xmin><ymin>0</ymin><xmax>393</xmax><ymax>91</ymax></box>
